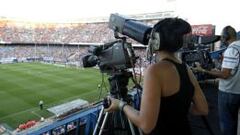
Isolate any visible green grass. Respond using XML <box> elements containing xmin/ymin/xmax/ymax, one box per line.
<box><xmin>0</xmin><ymin>63</ymin><xmax>107</xmax><ymax>128</ymax></box>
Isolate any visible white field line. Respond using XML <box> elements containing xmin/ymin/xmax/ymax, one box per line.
<box><xmin>0</xmin><ymin>90</ymin><xmax>99</xmax><ymax>120</ymax></box>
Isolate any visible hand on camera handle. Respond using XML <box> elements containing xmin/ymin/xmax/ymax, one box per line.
<box><xmin>103</xmin><ymin>97</ymin><xmax>111</xmax><ymax>108</ymax></box>
<box><xmin>192</xmin><ymin>62</ymin><xmax>206</xmax><ymax>73</ymax></box>
<box><xmin>104</xmin><ymin>97</ymin><xmax>127</xmax><ymax>112</ymax></box>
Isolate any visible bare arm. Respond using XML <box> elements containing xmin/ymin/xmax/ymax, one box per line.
<box><xmin>122</xmin><ymin>65</ymin><xmax>161</xmax><ymax>134</ymax></box>
<box><xmin>206</xmin><ymin>46</ymin><xmax>240</xmax><ymax>79</ymax></box>
<box><xmin>187</xmin><ymin>67</ymin><xmax>209</xmax><ymax>115</ymax></box>
<box><xmin>204</xmin><ymin>68</ymin><xmax>232</xmax><ymax>79</ymax></box>
<box><xmin>193</xmin><ymin>53</ymin><xmax>233</xmax><ymax>79</ymax></box>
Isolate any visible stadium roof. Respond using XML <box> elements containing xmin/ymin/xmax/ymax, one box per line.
<box><xmin>0</xmin><ymin>0</ymin><xmax>175</xmax><ymax>23</ymax></box>
<box><xmin>0</xmin><ymin>0</ymin><xmax>239</xmax><ymax>34</ymax></box>
<box><xmin>0</xmin><ymin>11</ymin><xmax>175</xmax><ymax>24</ymax></box>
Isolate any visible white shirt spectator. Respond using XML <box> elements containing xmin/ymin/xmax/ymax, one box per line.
<box><xmin>219</xmin><ymin>41</ymin><xmax>240</xmax><ymax>94</ymax></box>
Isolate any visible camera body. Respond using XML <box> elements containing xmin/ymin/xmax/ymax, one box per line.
<box><xmin>98</xmin><ymin>42</ymin><xmax>135</xmax><ymax>72</ymax></box>
<box><xmin>82</xmin><ymin>13</ymin><xmax>152</xmax><ymax>73</ymax></box>
<box><xmin>180</xmin><ymin>48</ymin><xmax>216</xmax><ymax>81</ymax></box>
<box><xmin>181</xmin><ymin>49</ymin><xmax>214</xmax><ymax>69</ymax></box>
<box><xmin>180</xmin><ymin>45</ymin><xmax>226</xmax><ymax>81</ymax></box>
<box><xmin>82</xmin><ymin>40</ymin><xmax>137</xmax><ymax>73</ymax></box>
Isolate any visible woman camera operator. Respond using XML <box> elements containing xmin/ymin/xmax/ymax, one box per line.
<box><xmin>105</xmin><ymin>18</ymin><xmax>208</xmax><ymax>135</ymax></box>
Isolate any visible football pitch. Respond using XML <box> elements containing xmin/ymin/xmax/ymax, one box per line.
<box><xmin>0</xmin><ymin>63</ymin><xmax>106</xmax><ymax>128</ymax></box>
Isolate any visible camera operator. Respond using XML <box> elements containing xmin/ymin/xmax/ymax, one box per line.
<box><xmin>195</xmin><ymin>26</ymin><xmax>240</xmax><ymax>135</ymax></box>
<box><xmin>105</xmin><ymin>18</ymin><xmax>208</xmax><ymax>135</ymax></box>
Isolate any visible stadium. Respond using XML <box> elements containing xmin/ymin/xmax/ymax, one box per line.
<box><xmin>0</xmin><ymin>11</ymin><xmax>177</xmax><ymax>134</ymax></box>
<box><xmin>0</xmin><ymin>0</ymin><xmax>240</xmax><ymax>135</ymax></box>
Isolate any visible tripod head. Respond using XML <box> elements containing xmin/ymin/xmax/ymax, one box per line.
<box><xmin>96</xmin><ymin>70</ymin><xmax>142</xmax><ymax>135</ymax></box>
<box><xmin>108</xmin><ymin>70</ymin><xmax>133</xmax><ymax>101</ymax></box>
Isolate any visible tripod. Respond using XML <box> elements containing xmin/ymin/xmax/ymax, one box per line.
<box><xmin>93</xmin><ymin>71</ymin><xmax>142</xmax><ymax>135</ymax></box>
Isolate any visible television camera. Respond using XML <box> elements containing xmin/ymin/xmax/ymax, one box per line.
<box><xmin>82</xmin><ymin>13</ymin><xmax>152</xmax><ymax>74</ymax></box>
<box><xmin>82</xmin><ymin>13</ymin><xmax>152</xmax><ymax>104</ymax></box>
<box><xmin>82</xmin><ymin>13</ymin><xmax>154</xmax><ymax>103</ymax></box>
<box><xmin>82</xmin><ymin>14</ymin><xmax>152</xmax><ymax>135</ymax></box>
<box><xmin>180</xmin><ymin>35</ymin><xmax>226</xmax><ymax>81</ymax></box>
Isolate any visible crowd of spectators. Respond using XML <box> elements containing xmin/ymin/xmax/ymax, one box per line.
<box><xmin>15</xmin><ymin>118</ymin><xmax>83</xmax><ymax>135</ymax></box>
<box><xmin>0</xmin><ymin>19</ymin><xmax>153</xmax><ymax>68</ymax></box>
<box><xmin>16</xmin><ymin>120</ymin><xmax>37</xmax><ymax>132</ymax></box>
<box><xmin>0</xmin><ymin>44</ymin><xmax>148</xmax><ymax>69</ymax></box>
<box><xmin>0</xmin><ymin>22</ymin><xmax>114</xmax><ymax>43</ymax></box>
<box><xmin>0</xmin><ymin>45</ymin><xmax>89</xmax><ymax>64</ymax></box>
<box><xmin>0</xmin><ymin>20</ymin><xmax>157</xmax><ymax>44</ymax></box>
<box><xmin>41</xmin><ymin>120</ymin><xmax>86</xmax><ymax>135</ymax></box>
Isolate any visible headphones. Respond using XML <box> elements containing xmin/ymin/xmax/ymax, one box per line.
<box><xmin>146</xmin><ymin>18</ymin><xmax>192</xmax><ymax>62</ymax></box>
<box><xmin>222</xmin><ymin>26</ymin><xmax>231</xmax><ymax>42</ymax></box>
<box><xmin>147</xmin><ymin>25</ymin><xmax>161</xmax><ymax>59</ymax></box>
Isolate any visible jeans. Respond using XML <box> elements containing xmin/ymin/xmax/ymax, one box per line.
<box><xmin>218</xmin><ymin>91</ymin><xmax>240</xmax><ymax>135</ymax></box>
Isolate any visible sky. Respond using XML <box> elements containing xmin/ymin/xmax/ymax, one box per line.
<box><xmin>176</xmin><ymin>0</ymin><xmax>240</xmax><ymax>34</ymax></box>
<box><xmin>0</xmin><ymin>0</ymin><xmax>171</xmax><ymax>21</ymax></box>
<box><xmin>0</xmin><ymin>0</ymin><xmax>239</xmax><ymax>34</ymax></box>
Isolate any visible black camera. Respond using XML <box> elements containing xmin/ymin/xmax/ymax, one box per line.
<box><xmin>82</xmin><ymin>40</ymin><xmax>137</xmax><ymax>73</ymax></box>
<box><xmin>108</xmin><ymin>13</ymin><xmax>152</xmax><ymax>45</ymax></box>
<box><xmin>82</xmin><ymin>14</ymin><xmax>152</xmax><ymax>73</ymax></box>
<box><xmin>180</xmin><ymin>35</ymin><xmax>223</xmax><ymax>81</ymax></box>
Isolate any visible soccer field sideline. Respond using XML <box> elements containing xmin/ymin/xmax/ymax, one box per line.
<box><xmin>0</xmin><ymin>62</ymin><xmax>106</xmax><ymax>128</ymax></box>
<box><xmin>0</xmin><ymin>88</ymin><xmax>101</xmax><ymax>121</ymax></box>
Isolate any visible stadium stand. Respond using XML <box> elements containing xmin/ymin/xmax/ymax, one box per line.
<box><xmin>0</xmin><ymin>44</ymin><xmax>148</xmax><ymax>71</ymax></box>
<box><xmin>0</xmin><ymin>12</ymin><xmax>176</xmax><ymax>44</ymax></box>
<box><xmin>0</xmin><ymin>12</ymin><xmax>164</xmax><ymax>134</ymax></box>
<box><xmin>1</xmin><ymin>11</ymin><xmax>226</xmax><ymax>135</ymax></box>
<box><xmin>0</xmin><ymin>12</ymin><xmax>157</xmax><ymax>69</ymax></box>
